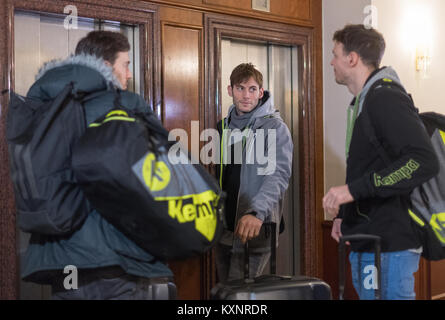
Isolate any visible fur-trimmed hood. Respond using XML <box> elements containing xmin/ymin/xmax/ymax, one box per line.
<box><xmin>36</xmin><ymin>54</ymin><xmax>122</xmax><ymax>88</ymax></box>
<box><xmin>27</xmin><ymin>54</ymin><xmax>122</xmax><ymax>100</ymax></box>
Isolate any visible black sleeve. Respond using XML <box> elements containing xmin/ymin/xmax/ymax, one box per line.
<box><xmin>337</xmin><ymin>204</ymin><xmax>345</xmax><ymax>219</ymax></box>
<box><xmin>348</xmin><ymin>88</ymin><xmax>439</xmax><ymax>200</ymax></box>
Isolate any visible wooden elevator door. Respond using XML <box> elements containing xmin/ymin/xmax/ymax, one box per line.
<box><xmin>160</xmin><ymin>7</ymin><xmax>208</xmax><ymax>300</ymax></box>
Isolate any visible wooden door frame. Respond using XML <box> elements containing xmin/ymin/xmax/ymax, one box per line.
<box><xmin>0</xmin><ymin>0</ymin><xmax>160</xmax><ymax>299</ymax></box>
<box><xmin>204</xmin><ymin>13</ymin><xmax>323</xmax><ymax>277</ymax></box>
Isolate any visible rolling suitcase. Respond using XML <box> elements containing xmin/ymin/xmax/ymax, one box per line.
<box><xmin>338</xmin><ymin>234</ymin><xmax>382</xmax><ymax>300</ymax></box>
<box><xmin>211</xmin><ymin>224</ymin><xmax>332</xmax><ymax>300</ymax></box>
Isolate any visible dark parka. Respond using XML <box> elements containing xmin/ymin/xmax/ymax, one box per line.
<box><xmin>21</xmin><ymin>54</ymin><xmax>172</xmax><ymax>283</ymax></box>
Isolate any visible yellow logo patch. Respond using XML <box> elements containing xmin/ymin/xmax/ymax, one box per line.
<box><xmin>142</xmin><ymin>153</ymin><xmax>171</xmax><ymax>192</ymax></box>
<box><xmin>160</xmin><ymin>190</ymin><xmax>219</xmax><ymax>242</ymax></box>
<box><xmin>430</xmin><ymin>212</ymin><xmax>445</xmax><ymax>244</ymax></box>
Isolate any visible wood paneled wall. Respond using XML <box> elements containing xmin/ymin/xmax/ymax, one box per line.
<box><xmin>147</xmin><ymin>0</ymin><xmax>314</xmax><ymax>26</ymax></box>
<box><xmin>322</xmin><ymin>221</ymin><xmax>358</xmax><ymax>300</ymax></box>
<box><xmin>159</xmin><ymin>6</ymin><xmax>207</xmax><ymax>300</ymax></box>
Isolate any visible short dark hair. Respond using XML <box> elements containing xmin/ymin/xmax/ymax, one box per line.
<box><xmin>333</xmin><ymin>24</ymin><xmax>386</xmax><ymax>69</ymax></box>
<box><xmin>75</xmin><ymin>31</ymin><xmax>130</xmax><ymax>64</ymax></box>
<box><xmin>230</xmin><ymin>63</ymin><xmax>263</xmax><ymax>88</ymax></box>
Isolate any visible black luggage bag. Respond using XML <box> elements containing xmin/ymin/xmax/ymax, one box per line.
<box><xmin>211</xmin><ymin>224</ymin><xmax>332</xmax><ymax>300</ymax></box>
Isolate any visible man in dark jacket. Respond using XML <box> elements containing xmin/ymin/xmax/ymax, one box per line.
<box><xmin>323</xmin><ymin>24</ymin><xmax>439</xmax><ymax>300</ymax></box>
<box><xmin>22</xmin><ymin>31</ymin><xmax>174</xmax><ymax>300</ymax></box>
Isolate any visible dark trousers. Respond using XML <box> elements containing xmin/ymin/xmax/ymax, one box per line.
<box><xmin>215</xmin><ymin>243</ymin><xmax>271</xmax><ymax>283</ymax></box>
<box><xmin>51</xmin><ymin>266</ymin><xmax>176</xmax><ymax>300</ymax></box>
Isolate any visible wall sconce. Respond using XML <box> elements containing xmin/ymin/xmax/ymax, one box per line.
<box><xmin>416</xmin><ymin>46</ymin><xmax>432</xmax><ymax>76</ymax></box>
<box><xmin>402</xmin><ymin>4</ymin><xmax>433</xmax><ymax>78</ymax></box>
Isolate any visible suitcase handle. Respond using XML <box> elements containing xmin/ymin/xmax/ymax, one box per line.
<box><xmin>244</xmin><ymin>223</ymin><xmax>277</xmax><ymax>282</ymax></box>
<box><xmin>338</xmin><ymin>234</ymin><xmax>382</xmax><ymax>300</ymax></box>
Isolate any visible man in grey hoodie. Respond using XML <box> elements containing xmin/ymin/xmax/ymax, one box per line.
<box><xmin>215</xmin><ymin>63</ymin><xmax>293</xmax><ymax>282</ymax></box>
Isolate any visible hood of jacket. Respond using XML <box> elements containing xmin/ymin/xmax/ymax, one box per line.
<box><xmin>27</xmin><ymin>54</ymin><xmax>122</xmax><ymax>101</ymax></box>
<box><xmin>226</xmin><ymin>91</ymin><xmax>284</xmax><ymax>129</ymax></box>
<box><xmin>357</xmin><ymin>66</ymin><xmax>403</xmax><ymax>116</ymax></box>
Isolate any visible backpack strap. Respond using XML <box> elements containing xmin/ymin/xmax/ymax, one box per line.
<box><xmin>360</xmin><ymin>78</ymin><xmax>411</xmax><ymax>167</ymax></box>
<box><xmin>361</xmin><ymin>79</ymin><xmax>431</xmax><ymax>208</ymax></box>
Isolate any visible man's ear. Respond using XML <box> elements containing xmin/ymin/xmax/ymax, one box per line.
<box><xmin>348</xmin><ymin>51</ymin><xmax>360</xmax><ymax>67</ymax></box>
<box><xmin>259</xmin><ymin>87</ymin><xmax>264</xmax><ymax>99</ymax></box>
<box><xmin>227</xmin><ymin>85</ymin><xmax>233</xmax><ymax>97</ymax></box>
<box><xmin>104</xmin><ymin>60</ymin><xmax>112</xmax><ymax>68</ymax></box>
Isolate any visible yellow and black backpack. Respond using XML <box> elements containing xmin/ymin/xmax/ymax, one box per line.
<box><xmin>362</xmin><ymin>79</ymin><xmax>445</xmax><ymax>261</ymax></box>
<box><xmin>72</xmin><ymin>107</ymin><xmax>224</xmax><ymax>261</ymax></box>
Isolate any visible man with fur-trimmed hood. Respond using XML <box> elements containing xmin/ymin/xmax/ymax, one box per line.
<box><xmin>21</xmin><ymin>31</ymin><xmax>174</xmax><ymax>300</ymax></box>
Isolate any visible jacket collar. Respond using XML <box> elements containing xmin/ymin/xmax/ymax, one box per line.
<box><xmin>35</xmin><ymin>54</ymin><xmax>122</xmax><ymax>89</ymax></box>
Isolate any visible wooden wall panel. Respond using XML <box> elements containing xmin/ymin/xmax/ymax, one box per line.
<box><xmin>159</xmin><ymin>6</ymin><xmax>203</xmax><ymax>27</ymax></box>
<box><xmin>160</xmin><ymin>0</ymin><xmax>203</xmax><ymax>7</ymax></box>
<box><xmin>0</xmin><ymin>0</ymin><xmax>17</xmax><ymax>300</ymax></box>
<box><xmin>147</xmin><ymin>0</ymin><xmax>314</xmax><ymax>26</ymax></box>
<box><xmin>322</xmin><ymin>221</ymin><xmax>358</xmax><ymax>300</ymax></box>
<box><xmin>430</xmin><ymin>260</ymin><xmax>445</xmax><ymax>300</ymax></box>
<box><xmin>162</xmin><ymin>25</ymin><xmax>201</xmax><ymax>132</ymax></box>
<box><xmin>203</xmin><ymin>0</ymin><xmax>251</xmax><ymax>11</ymax></box>
<box><xmin>312</xmin><ymin>0</ymin><xmax>324</xmax><ymax>279</ymax></box>
<box><xmin>415</xmin><ymin>258</ymin><xmax>430</xmax><ymax>300</ymax></box>
<box><xmin>271</xmin><ymin>0</ymin><xmax>311</xmax><ymax>21</ymax></box>
<box><xmin>160</xmin><ymin>10</ymin><xmax>206</xmax><ymax>299</ymax></box>
<box><xmin>203</xmin><ymin>0</ymin><xmax>311</xmax><ymax>21</ymax></box>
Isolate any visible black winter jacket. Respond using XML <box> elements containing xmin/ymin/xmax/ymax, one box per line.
<box><xmin>21</xmin><ymin>54</ymin><xmax>173</xmax><ymax>283</ymax></box>
<box><xmin>339</xmin><ymin>67</ymin><xmax>439</xmax><ymax>252</ymax></box>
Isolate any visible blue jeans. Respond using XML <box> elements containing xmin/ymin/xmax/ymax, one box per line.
<box><xmin>349</xmin><ymin>250</ymin><xmax>420</xmax><ymax>300</ymax></box>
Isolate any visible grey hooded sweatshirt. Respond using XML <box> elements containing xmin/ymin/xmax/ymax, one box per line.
<box><xmin>356</xmin><ymin>66</ymin><xmax>403</xmax><ymax>116</ymax></box>
<box><xmin>217</xmin><ymin>91</ymin><xmax>293</xmax><ymax>252</ymax></box>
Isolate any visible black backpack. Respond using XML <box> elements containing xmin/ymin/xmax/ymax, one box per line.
<box><xmin>71</xmin><ymin>107</ymin><xmax>225</xmax><ymax>261</ymax></box>
<box><xmin>6</xmin><ymin>83</ymin><xmax>91</xmax><ymax>235</ymax></box>
<box><xmin>361</xmin><ymin>78</ymin><xmax>445</xmax><ymax>260</ymax></box>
